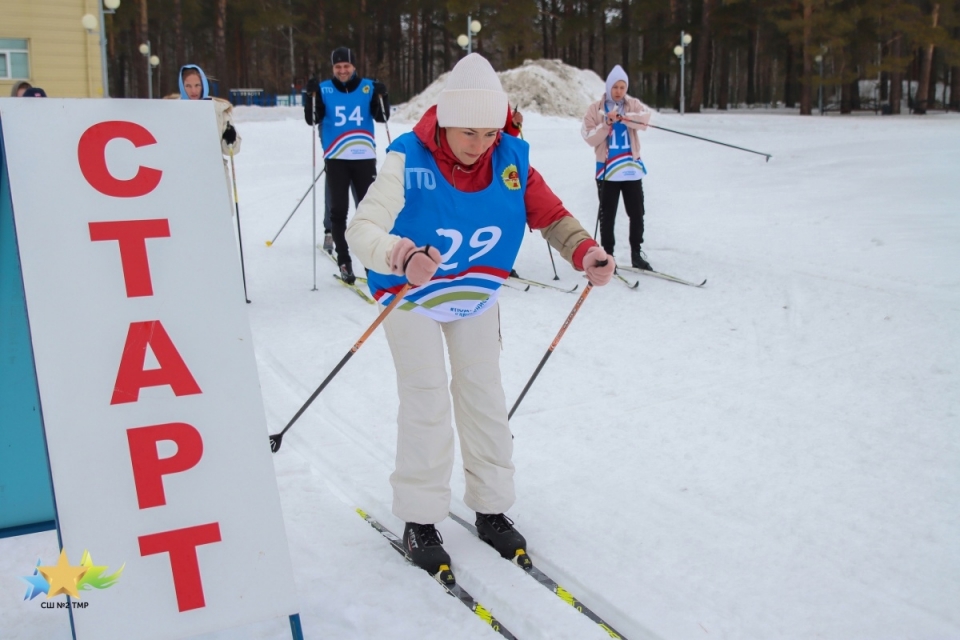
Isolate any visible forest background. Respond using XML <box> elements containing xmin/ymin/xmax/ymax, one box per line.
<box><xmin>109</xmin><ymin>0</ymin><xmax>960</xmax><ymax>115</ymax></box>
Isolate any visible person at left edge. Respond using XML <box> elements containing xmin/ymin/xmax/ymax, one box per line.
<box><xmin>304</xmin><ymin>47</ymin><xmax>390</xmax><ymax>285</ymax></box>
<box><xmin>179</xmin><ymin>64</ymin><xmax>241</xmax><ymax>217</ymax></box>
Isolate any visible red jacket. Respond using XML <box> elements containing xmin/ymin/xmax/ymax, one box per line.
<box><xmin>503</xmin><ymin>105</ymin><xmax>523</xmax><ymax>137</ymax></box>
<box><xmin>412</xmin><ymin>106</ymin><xmax>595</xmax><ymax>269</ymax></box>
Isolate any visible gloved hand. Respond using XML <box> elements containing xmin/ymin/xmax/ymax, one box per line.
<box><xmin>390</xmin><ymin>238</ymin><xmax>441</xmax><ymax>286</ymax></box>
<box><xmin>582</xmin><ymin>245</ymin><xmax>614</xmax><ymax>286</ymax></box>
<box><xmin>373</xmin><ymin>80</ymin><xmax>388</xmax><ymax>97</ymax></box>
<box><xmin>222</xmin><ymin>123</ymin><xmax>237</xmax><ymax>145</ymax></box>
<box><xmin>306</xmin><ymin>77</ymin><xmax>319</xmax><ymax>94</ymax></box>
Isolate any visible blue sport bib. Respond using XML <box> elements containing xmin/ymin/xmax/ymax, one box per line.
<box><xmin>320</xmin><ymin>78</ymin><xmax>376</xmax><ymax>160</ymax></box>
<box><xmin>367</xmin><ymin>132</ymin><xmax>529</xmax><ymax>322</ymax></box>
<box><xmin>596</xmin><ymin>113</ymin><xmax>647</xmax><ymax>182</ymax></box>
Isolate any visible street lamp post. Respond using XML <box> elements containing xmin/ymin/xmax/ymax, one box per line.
<box><xmin>457</xmin><ymin>16</ymin><xmax>482</xmax><ymax>54</ymax></box>
<box><xmin>814</xmin><ymin>46</ymin><xmax>828</xmax><ymax>115</ymax></box>
<box><xmin>673</xmin><ymin>31</ymin><xmax>693</xmax><ymax>115</ymax></box>
<box><xmin>139</xmin><ymin>41</ymin><xmax>160</xmax><ymax>99</ymax></box>
<box><xmin>81</xmin><ymin>0</ymin><xmax>121</xmax><ymax>97</ymax></box>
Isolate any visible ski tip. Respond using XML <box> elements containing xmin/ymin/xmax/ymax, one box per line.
<box><xmin>698</xmin><ymin>279</ymin><xmax>707</xmax><ymax>287</ymax></box>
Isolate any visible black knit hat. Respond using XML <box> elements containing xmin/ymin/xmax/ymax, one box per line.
<box><xmin>331</xmin><ymin>47</ymin><xmax>356</xmax><ymax>66</ymax></box>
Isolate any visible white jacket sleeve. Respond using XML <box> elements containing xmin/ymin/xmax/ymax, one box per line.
<box><xmin>345</xmin><ymin>151</ymin><xmax>407</xmax><ymax>274</ymax></box>
<box><xmin>214</xmin><ymin>99</ymin><xmax>241</xmax><ymax>155</ymax></box>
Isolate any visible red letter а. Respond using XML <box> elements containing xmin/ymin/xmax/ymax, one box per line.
<box><xmin>111</xmin><ymin>320</ymin><xmax>201</xmax><ymax>404</ymax></box>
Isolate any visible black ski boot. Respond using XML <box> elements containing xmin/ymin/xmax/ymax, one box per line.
<box><xmin>631</xmin><ymin>248</ymin><xmax>652</xmax><ymax>271</ymax></box>
<box><xmin>339</xmin><ymin>262</ymin><xmax>356</xmax><ymax>285</ymax></box>
<box><xmin>323</xmin><ymin>232</ymin><xmax>333</xmax><ymax>254</ymax></box>
<box><xmin>475</xmin><ymin>513</ymin><xmax>532</xmax><ymax>568</ymax></box>
<box><xmin>403</xmin><ymin>523</ymin><xmax>455</xmax><ymax>584</ymax></box>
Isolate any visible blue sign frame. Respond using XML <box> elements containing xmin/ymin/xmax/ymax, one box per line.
<box><xmin>0</xmin><ymin>116</ymin><xmax>57</xmax><ymax>539</ymax></box>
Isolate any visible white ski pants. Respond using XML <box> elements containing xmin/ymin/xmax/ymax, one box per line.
<box><xmin>384</xmin><ymin>302</ymin><xmax>515</xmax><ymax>524</ymax></box>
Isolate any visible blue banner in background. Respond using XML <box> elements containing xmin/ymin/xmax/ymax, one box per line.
<box><xmin>0</xmin><ymin>116</ymin><xmax>56</xmax><ymax>538</ymax></box>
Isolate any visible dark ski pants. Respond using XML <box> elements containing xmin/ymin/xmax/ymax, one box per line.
<box><xmin>325</xmin><ymin>158</ymin><xmax>377</xmax><ymax>267</ymax></box>
<box><xmin>596</xmin><ymin>178</ymin><xmax>645</xmax><ymax>257</ymax></box>
<box><xmin>323</xmin><ymin>181</ymin><xmax>358</xmax><ymax>234</ymax></box>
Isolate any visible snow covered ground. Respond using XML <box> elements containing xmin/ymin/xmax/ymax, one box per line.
<box><xmin>3</xmin><ymin>106</ymin><xmax>959</xmax><ymax>640</ymax></box>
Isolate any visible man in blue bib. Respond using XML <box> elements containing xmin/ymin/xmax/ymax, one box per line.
<box><xmin>304</xmin><ymin>47</ymin><xmax>389</xmax><ymax>284</ymax></box>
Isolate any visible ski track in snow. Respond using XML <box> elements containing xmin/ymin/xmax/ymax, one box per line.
<box><xmin>257</xmin><ymin>338</ymin><xmax>657</xmax><ymax>639</ymax></box>
<box><xmin>2</xmin><ymin>105</ymin><xmax>958</xmax><ymax>640</ymax></box>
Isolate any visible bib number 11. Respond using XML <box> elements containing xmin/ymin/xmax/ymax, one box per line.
<box><xmin>435</xmin><ymin>226</ymin><xmax>502</xmax><ymax>270</ymax></box>
<box><xmin>608</xmin><ymin>129</ymin><xmax>630</xmax><ymax>150</ymax></box>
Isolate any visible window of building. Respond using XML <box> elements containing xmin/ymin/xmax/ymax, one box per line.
<box><xmin>0</xmin><ymin>39</ymin><xmax>30</xmax><ymax>80</ymax></box>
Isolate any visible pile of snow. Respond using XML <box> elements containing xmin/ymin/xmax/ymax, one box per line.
<box><xmin>393</xmin><ymin>58</ymin><xmax>605</xmax><ymax>123</ymax></box>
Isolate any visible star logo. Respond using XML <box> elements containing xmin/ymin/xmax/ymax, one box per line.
<box><xmin>37</xmin><ymin>550</ymin><xmax>88</xmax><ymax>599</ymax></box>
<box><xmin>21</xmin><ymin>549</ymin><xmax>124</xmax><ymax>601</ymax></box>
<box><xmin>21</xmin><ymin>561</ymin><xmax>50</xmax><ymax>600</ymax></box>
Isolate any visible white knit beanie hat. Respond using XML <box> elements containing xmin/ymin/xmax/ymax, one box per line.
<box><xmin>436</xmin><ymin>53</ymin><xmax>507</xmax><ymax>128</ymax></box>
<box><xmin>605</xmin><ymin>65</ymin><xmax>629</xmax><ymax>99</ymax></box>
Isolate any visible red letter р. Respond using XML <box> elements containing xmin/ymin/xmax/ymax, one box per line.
<box><xmin>127</xmin><ymin>422</ymin><xmax>203</xmax><ymax>509</ymax></box>
<box><xmin>78</xmin><ymin>121</ymin><xmax>162</xmax><ymax>198</ymax></box>
<box><xmin>139</xmin><ymin>523</ymin><xmax>222</xmax><ymax>612</ymax></box>
<box><xmin>89</xmin><ymin>219</ymin><xmax>170</xmax><ymax>297</ymax></box>
<box><xmin>111</xmin><ymin>320</ymin><xmax>202</xmax><ymax>405</ymax></box>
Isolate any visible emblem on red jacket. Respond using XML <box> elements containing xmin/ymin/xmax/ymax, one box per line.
<box><xmin>501</xmin><ymin>164</ymin><xmax>521</xmax><ymax>191</ymax></box>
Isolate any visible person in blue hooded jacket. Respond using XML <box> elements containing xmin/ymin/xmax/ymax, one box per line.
<box><xmin>179</xmin><ymin>64</ymin><xmax>241</xmax><ymax>216</ymax></box>
<box><xmin>179</xmin><ymin>64</ymin><xmax>241</xmax><ymax>156</ymax></box>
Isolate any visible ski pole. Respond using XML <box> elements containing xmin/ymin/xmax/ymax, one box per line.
<box><xmin>546</xmin><ymin>242</ymin><xmax>559</xmax><ymax>280</ymax></box>
<box><xmin>508</xmin><ymin>263</ymin><xmax>606</xmax><ymax>420</ymax></box>
<box><xmin>269</xmin><ymin>283</ymin><xmax>412</xmax><ymax>453</ymax></box>
<box><xmin>378</xmin><ymin>94</ymin><xmax>392</xmax><ymax>145</ymax></box>
<box><xmin>311</xmin><ymin>92</ymin><xmax>318</xmax><ymax>292</ymax></box>
<box><xmin>594</xmin><ymin>153</ymin><xmax>609</xmax><ymax>241</ymax></box>
<box><xmin>513</xmin><ymin>104</ymin><xmax>524</xmax><ymax>141</ymax></box>
<box><xmin>265</xmin><ymin>167</ymin><xmax>325</xmax><ymax>247</ymax></box>
<box><xmin>228</xmin><ymin>147</ymin><xmax>251</xmax><ymax>303</ymax></box>
<box><xmin>627</xmin><ymin>119</ymin><xmax>772</xmax><ymax>162</ymax></box>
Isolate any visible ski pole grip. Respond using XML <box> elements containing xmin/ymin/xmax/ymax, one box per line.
<box><xmin>596</xmin><ymin>259</ymin><xmax>609</xmax><ymax>267</ymax></box>
<box><xmin>402</xmin><ymin>243</ymin><xmax>433</xmax><ymax>273</ymax></box>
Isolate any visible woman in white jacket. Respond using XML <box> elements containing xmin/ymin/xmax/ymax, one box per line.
<box><xmin>345</xmin><ymin>54</ymin><xmax>614</xmax><ymax>582</ymax></box>
<box><xmin>179</xmin><ymin>64</ymin><xmax>241</xmax><ymax>216</ymax></box>
<box><xmin>581</xmin><ymin>65</ymin><xmax>653</xmax><ymax>270</ymax></box>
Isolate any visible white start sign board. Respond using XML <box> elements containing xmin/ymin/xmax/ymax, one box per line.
<box><xmin>0</xmin><ymin>98</ymin><xmax>298</xmax><ymax>639</ymax></box>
